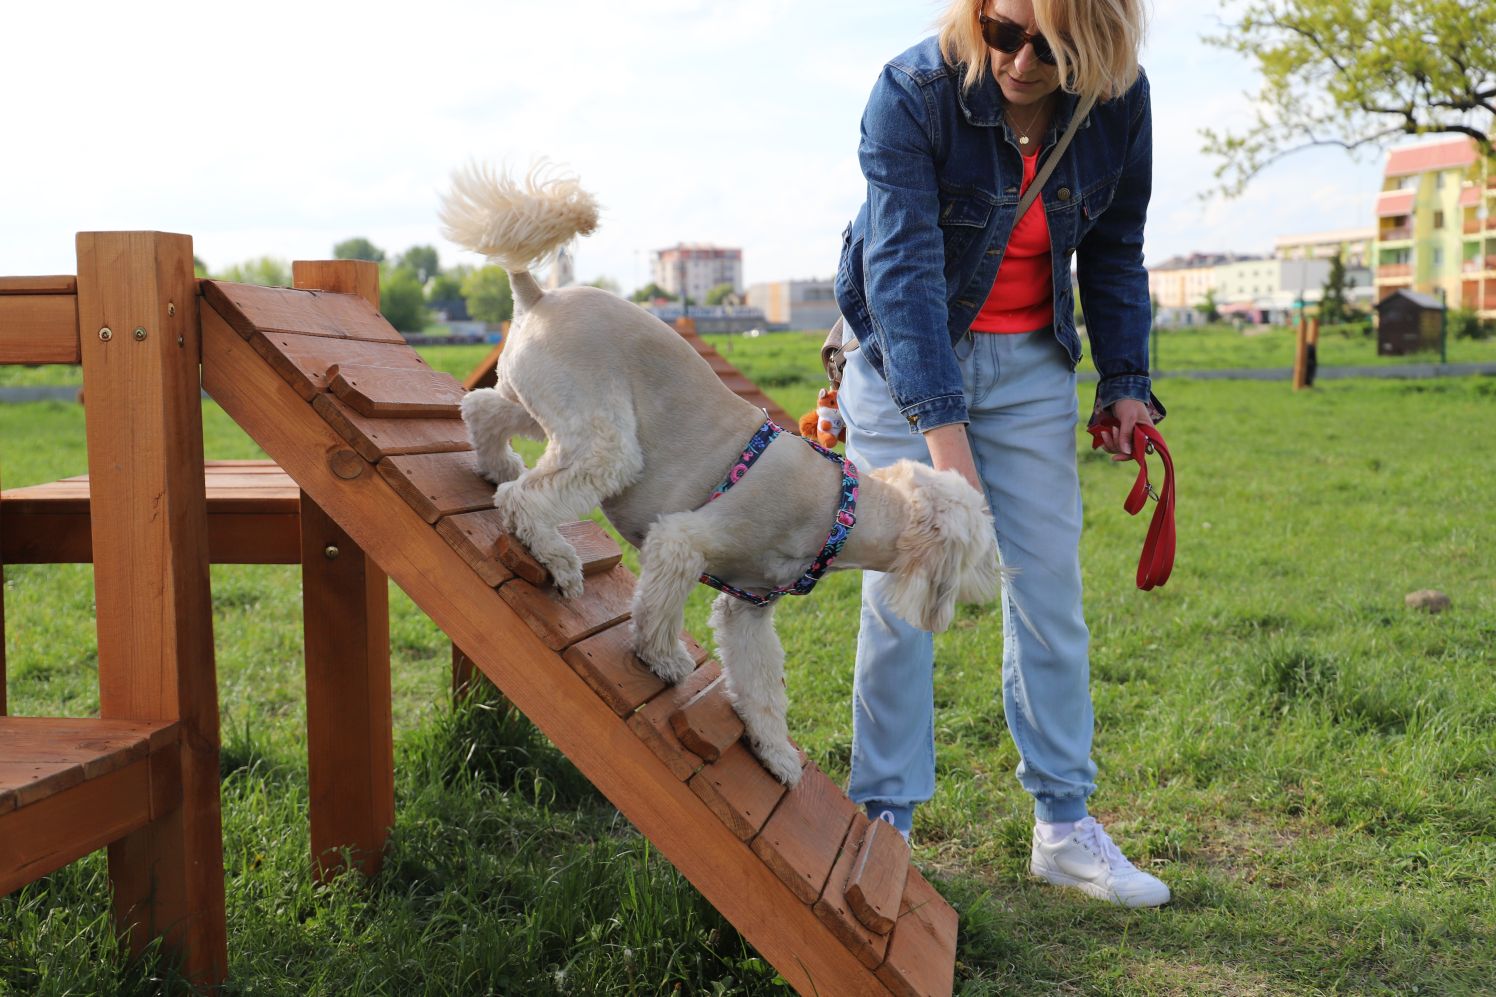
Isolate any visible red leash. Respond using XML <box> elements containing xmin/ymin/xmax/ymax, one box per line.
<box><xmin>1086</xmin><ymin>416</ymin><xmax>1175</xmax><ymax>590</ymax></box>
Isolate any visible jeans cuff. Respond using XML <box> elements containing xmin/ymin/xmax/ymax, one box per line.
<box><xmin>1033</xmin><ymin>795</ymin><xmax>1088</xmax><ymax>823</ymax></box>
<box><xmin>861</xmin><ymin>802</ymin><xmax>914</xmax><ymax>835</ymax></box>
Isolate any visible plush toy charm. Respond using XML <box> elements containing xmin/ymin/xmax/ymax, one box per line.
<box><xmin>798</xmin><ymin>387</ymin><xmax>845</xmax><ymax>449</ymax></box>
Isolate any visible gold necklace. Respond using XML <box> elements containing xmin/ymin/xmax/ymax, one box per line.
<box><xmin>1006</xmin><ymin>99</ymin><xmax>1048</xmax><ymax>146</ymax></box>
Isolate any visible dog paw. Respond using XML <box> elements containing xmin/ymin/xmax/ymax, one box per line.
<box><xmin>633</xmin><ymin>633</ymin><xmax>696</xmax><ymax>683</ymax></box>
<box><xmin>753</xmin><ymin>740</ymin><xmax>803</xmax><ymax>787</ymax></box>
<box><xmin>551</xmin><ymin>562</ymin><xmax>585</xmax><ymax>600</ymax></box>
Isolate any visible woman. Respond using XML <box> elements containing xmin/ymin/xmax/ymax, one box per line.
<box><xmin>832</xmin><ymin>0</ymin><xmax>1169</xmax><ymax>906</ymax></box>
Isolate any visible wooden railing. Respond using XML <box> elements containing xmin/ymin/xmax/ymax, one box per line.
<box><xmin>0</xmin><ymin>276</ymin><xmax>81</xmax><ymax>364</ymax></box>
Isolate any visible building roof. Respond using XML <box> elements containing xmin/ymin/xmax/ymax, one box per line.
<box><xmin>1273</xmin><ymin>227</ymin><xmax>1376</xmax><ymax>248</ymax></box>
<box><xmin>1376</xmin><ymin>190</ymin><xmax>1417</xmax><ymax>217</ymax></box>
<box><xmin>1376</xmin><ymin>288</ymin><xmax>1444</xmax><ymax>311</ymax></box>
<box><xmin>1384</xmin><ymin>137</ymin><xmax>1477</xmax><ymax>178</ymax></box>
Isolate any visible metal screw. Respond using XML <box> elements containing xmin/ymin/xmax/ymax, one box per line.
<box><xmin>99</xmin><ymin>327</ymin><xmax>113</xmax><ymax>342</ymax></box>
<box><xmin>324</xmin><ymin>545</ymin><xmax>340</xmax><ymax>560</ymax></box>
<box><xmin>133</xmin><ymin>327</ymin><xmax>147</xmax><ymax>341</ymax></box>
<box><xmin>177</xmin><ymin>336</ymin><xmax>185</xmax><ymax>347</ymax></box>
<box><xmin>167</xmin><ymin>303</ymin><xmax>176</xmax><ymax>316</ymax></box>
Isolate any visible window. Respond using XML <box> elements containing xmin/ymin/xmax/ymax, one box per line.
<box><xmin>1434</xmin><ymin>210</ymin><xmax>1445</xmax><ymax>229</ymax></box>
<box><xmin>1436</xmin><ymin>172</ymin><xmax>1446</xmax><ymax>190</ymax></box>
<box><xmin>1433</xmin><ymin>247</ymin><xmax>1444</xmax><ymax>267</ymax></box>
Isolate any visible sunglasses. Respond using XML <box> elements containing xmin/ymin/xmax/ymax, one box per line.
<box><xmin>978</xmin><ymin>13</ymin><xmax>1057</xmax><ymax>65</ymax></box>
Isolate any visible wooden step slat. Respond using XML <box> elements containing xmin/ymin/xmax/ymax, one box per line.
<box><xmin>628</xmin><ymin>660</ymin><xmax>722</xmax><ymax>780</ymax></box>
<box><xmin>251</xmin><ymin>328</ymin><xmax>435</xmax><ymax>401</ymax></box>
<box><xmin>813</xmin><ymin>814</ymin><xmax>891</xmax><ymax>970</ymax></box>
<box><xmin>845</xmin><ymin>817</ymin><xmax>911</xmax><ymax>935</ymax></box>
<box><xmin>328</xmin><ymin>363</ymin><xmax>466</xmax><ymax>419</ymax></box>
<box><xmin>497</xmin><ymin>521</ymin><xmax>623</xmax><ymax>586</ymax></box>
<box><xmin>378</xmin><ymin>450</ymin><xmax>497</xmax><ymax>524</ymax></box>
<box><xmin>688</xmin><ymin>740</ymin><xmax>793</xmax><ymax>842</ymax></box>
<box><xmin>203</xmin><ymin>281</ymin><xmax>404</xmax><ymax>345</ymax></box>
<box><xmin>312</xmin><ymin>394</ymin><xmax>471</xmax><ymax>463</ymax></box>
<box><xmin>433</xmin><ymin>509</ymin><xmax>516</xmax><ymax>587</ymax></box>
<box><xmin>561</xmin><ymin>624</ymin><xmax>707</xmax><ymax>717</ymax></box>
<box><xmin>499</xmin><ymin>564</ymin><xmax>635</xmax><ymax>651</ymax></box>
<box><xmin>876</xmin><ymin>871</ymin><xmax>960</xmax><ymax>997</ymax></box>
<box><xmin>0</xmin><ymin>717</ymin><xmax>177</xmax><ymax>813</ymax></box>
<box><xmin>669</xmin><ymin>673</ymin><xmax>744</xmax><ymax>762</ymax></box>
<box><xmin>751</xmin><ymin>762</ymin><xmax>859</xmax><ymax>905</ymax></box>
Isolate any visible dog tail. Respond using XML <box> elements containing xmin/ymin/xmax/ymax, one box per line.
<box><xmin>438</xmin><ymin>160</ymin><xmax>600</xmax><ymax>311</ymax></box>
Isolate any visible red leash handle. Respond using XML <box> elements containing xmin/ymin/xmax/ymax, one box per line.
<box><xmin>1086</xmin><ymin>415</ymin><xmax>1175</xmax><ymax>590</ymax></box>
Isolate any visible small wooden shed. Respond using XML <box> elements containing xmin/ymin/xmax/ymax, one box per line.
<box><xmin>1376</xmin><ymin>289</ymin><xmax>1443</xmax><ymax>356</ymax></box>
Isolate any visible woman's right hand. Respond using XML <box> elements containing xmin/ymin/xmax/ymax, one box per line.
<box><xmin>923</xmin><ymin>423</ymin><xmax>983</xmax><ymax>497</ymax></box>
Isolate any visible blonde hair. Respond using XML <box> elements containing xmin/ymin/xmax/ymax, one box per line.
<box><xmin>937</xmin><ymin>0</ymin><xmax>1146</xmax><ymax>101</ymax></box>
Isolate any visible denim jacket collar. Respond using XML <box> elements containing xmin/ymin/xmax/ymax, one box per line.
<box><xmin>954</xmin><ymin>62</ymin><xmax>1092</xmax><ymax>143</ymax></box>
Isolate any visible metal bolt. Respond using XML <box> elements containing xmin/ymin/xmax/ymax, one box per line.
<box><xmin>99</xmin><ymin>327</ymin><xmax>113</xmax><ymax>342</ymax></box>
<box><xmin>133</xmin><ymin>327</ymin><xmax>147</xmax><ymax>341</ymax></box>
<box><xmin>324</xmin><ymin>545</ymin><xmax>340</xmax><ymax>560</ymax></box>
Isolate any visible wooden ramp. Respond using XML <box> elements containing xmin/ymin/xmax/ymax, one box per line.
<box><xmin>199</xmin><ymin>279</ymin><xmax>956</xmax><ymax>997</ymax></box>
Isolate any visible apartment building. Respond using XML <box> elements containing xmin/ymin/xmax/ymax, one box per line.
<box><xmin>652</xmin><ymin>244</ymin><xmax>743</xmax><ymax>305</ymax></box>
<box><xmin>1373</xmin><ymin>137</ymin><xmax>1496</xmax><ymax>318</ymax></box>
<box><xmin>744</xmin><ymin>278</ymin><xmax>840</xmax><ymax>330</ymax></box>
<box><xmin>1274</xmin><ymin>227</ymin><xmax>1375</xmax><ymax>269</ymax></box>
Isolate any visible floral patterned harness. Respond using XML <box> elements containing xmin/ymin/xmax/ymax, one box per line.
<box><xmin>698</xmin><ymin>418</ymin><xmax>859</xmax><ymax>607</ymax></box>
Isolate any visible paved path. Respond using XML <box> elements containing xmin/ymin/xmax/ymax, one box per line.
<box><xmin>3</xmin><ymin>362</ymin><xmax>1493</xmax><ymax>402</ymax></box>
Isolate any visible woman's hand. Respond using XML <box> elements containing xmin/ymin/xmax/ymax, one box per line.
<box><xmin>923</xmin><ymin>423</ymin><xmax>983</xmax><ymax>495</ymax></box>
<box><xmin>1097</xmin><ymin>398</ymin><xmax>1154</xmax><ymax>461</ymax></box>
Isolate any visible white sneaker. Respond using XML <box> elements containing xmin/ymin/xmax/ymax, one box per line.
<box><xmin>1029</xmin><ymin>816</ymin><xmax>1170</xmax><ymax>908</ymax></box>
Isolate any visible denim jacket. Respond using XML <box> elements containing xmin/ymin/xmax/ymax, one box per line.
<box><xmin>834</xmin><ymin>36</ymin><xmax>1162</xmax><ymax>432</ymax></box>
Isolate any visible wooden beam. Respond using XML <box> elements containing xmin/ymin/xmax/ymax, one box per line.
<box><xmin>0</xmin><ymin>294</ymin><xmax>81</xmax><ymax>364</ymax></box>
<box><xmin>76</xmin><ymin>231</ymin><xmax>226</xmax><ymax>986</ymax></box>
<box><xmin>294</xmin><ymin>260</ymin><xmax>395</xmax><ymax>883</ymax></box>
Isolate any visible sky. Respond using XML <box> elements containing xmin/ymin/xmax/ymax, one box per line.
<box><xmin>1</xmin><ymin>0</ymin><xmax>1388</xmax><ymax>291</ymax></box>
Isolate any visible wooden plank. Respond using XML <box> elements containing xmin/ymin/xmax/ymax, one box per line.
<box><xmin>201</xmin><ymin>280</ymin><xmax>404</xmax><ymax>344</ymax></box>
<box><xmin>200</xmin><ymin>301</ymin><xmax>898</xmax><ymax>996</ymax></box>
<box><xmin>499</xmin><ymin>564</ymin><xmax>634</xmax><ymax>651</ymax></box>
<box><xmin>813</xmin><ymin>814</ymin><xmax>891</xmax><ymax>970</ymax></box>
<box><xmin>250</xmin><ymin>330</ymin><xmax>434</xmax><ymax>401</ymax></box>
<box><xmin>561</xmin><ymin>623</ymin><xmax>670</xmax><ymax>717</ymax></box>
<box><xmin>301</xmin><ymin>494</ymin><xmax>394</xmax><ymax>881</ymax></box>
<box><xmin>627</xmin><ymin>660</ymin><xmax>722</xmax><ymax>780</ymax></box>
<box><xmin>669</xmin><ymin>673</ymin><xmax>745</xmax><ymax>763</ymax></box>
<box><xmin>462</xmin><ymin>341</ymin><xmax>503</xmax><ymax>391</ymax></box>
<box><xmin>312</xmin><ymin>393</ymin><xmax>470</xmax><ymax>463</ymax></box>
<box><xmin>0</xmin><ymin>294</ymin><xmax>81</xmax><ymax>363</ymax></box>
<box><xmin>292</xmin><ymin>260</ymin><xmax>380</xmax><ymax>307</ymax></box>
<box><xmin>0</xmin><ymin>276</ymin><xmax>77</xmax><ymax>295</ymax></box>
<box><xmin>77</xmin><ymin>230</ymin><xmax>226</xmax><ymax>985</ymax></box>
<box><xmin>433</xmin><ymin>509</ymin><xmax>515</xmax><ymax>587</ymax></box>
<box><xmin>0</xmin><ymin>508</ymin><xmax>299</xmax><ymax>565</ymax></box>
<box><xmin>688</xmin><ymin>740</ymin><xmax>791</xmax><ymax>842</ymax></box>
<box><xmin>752</xmin><ymin>762</ymin><xmax>860</xmax><ymax>905</ymax></box>
<box><xmin>0</xmin><ymin>757</ymin><xmax>156</xmax><ymax>897</ymax></box>
<box><xmin>876</xmin><ymin>872</ymin><xmax>960</xmax><ymax>997</ymax></box>
<box><xmin>846</xmin><ymin>818</ymin><xmax>911</xmax><ymax>935</ymax></box>
<box><xmin>497</xmin><ymin>521</ymin><xmax>622</xmax><ymax>586</ymax></box>
<box><xmin>378</xmin><ymin>450</ymin><xmax>495</xmax><ymax>524</ymax></box>
<box><xmin>329</xmin><ymin>363</ymin><xmax>465</xmax><ymax>419</ymax></box>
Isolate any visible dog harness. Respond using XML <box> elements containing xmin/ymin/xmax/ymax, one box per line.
<box><xmin>699</xmin><ymin>418</ymin><xmax>859</xmax><ymax>606</ymax></box>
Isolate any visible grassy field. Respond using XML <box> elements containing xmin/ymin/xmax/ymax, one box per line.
<box><xmin>2</xmin><ymin>333</ymin><xmax>1493</xmax><ymax>994</ymax></box>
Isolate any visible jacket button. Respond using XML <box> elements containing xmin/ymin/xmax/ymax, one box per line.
<box><xmin>1057</xmin><ymin>187</ymin><xmax>1071</xmax><ymax>201</ymax></box>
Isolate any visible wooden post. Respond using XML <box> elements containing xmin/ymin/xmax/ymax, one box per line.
<box><xmin>292</xmin><ymin>260</ymin><xmax>396</xmax><ymax>881</ymax></box>
<box><xmin>1</xmin><ymin>457</ymin><xmax>6</xmax><ymax>716</ymax></box>
<box><xmin>77</xmin><ymin>231</ymin><xmax>227</xmax><ymax>984</ymax></box>
<box><xmin>1292</xmin><ymin>313</ymin><xmax>1309</xmax><ymax>391</ymax></box>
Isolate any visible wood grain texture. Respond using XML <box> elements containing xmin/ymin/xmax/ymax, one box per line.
<box><xmin>627</xmin><ymin>660</ymin><xmax>722</xmax><ymax>780</ymax></box>
<box><xmin>77</xmin><ymin>231</ymin><xmax>226</xmax><ymax>984</ymax></box>
<box><xmin>875</xmin><ymin>870</ymin><xmax>960</xmax><ymax>997</ymax></box>
<box><xmin>202</xmin><ymin>280</ymin><xmax>403</xmax><ymax>344</ymax></box>
<box><xmin>200</xmin><ymin>298</ymin><xmax>905</xmax><ymax>995</ymax></box>
<box><xmin>498</xmin><ymin>565</ymin><xmax>635</xmax><ymax>651</ymax></box>
<box><xmin>0</xmin><ymin>276</ymin><xmax>77</xmax><ymax>295</ymax></box>
<box><xmin>687</xmin><ymin>740</ymin><xmax>791</xmax><ymax>842</ymax></box>
<box><xmin>432</xmin><ymin>509</ymin><xmax>515</xmax><ymax>587</ymax></box>
<box><xmin>0</xmin><ymin>717</ymin><xmax>175</xmax><ymax>811</ymax></box>
<box><xmin>561</xmin><ymin>623</ymin><xmax>670</xmax><ymax>717</ymax></box>
<box><xmin>845</xmin><ymin>818</ymin><xmax>911</xmax><ymax>935</ymax></box>
<box><xmin>813</xmin><ymin>813</ymin><xmax>891</xmax><ymax>970</ymax></box>
<box><xmin>0</xmin><ymin>294</ymin><xmax>80</xmax><ymax>364</ymax></box>
<box><xmin>328</xmin><ymin>363</ymin><xmax>465</xmax><ymax>419</ymax></box>
<box><xmin>497</xmin><ymin>521</ymin><xmax>622</xmax><ymax>586</ymax></box>
<box><xmin>378</xmin><ymin>451</ymin><xmax>495</xmax><ymax>524</ymax></box>
<box><xmin>751</xmin><ymin>761</ymin><xmax>859</xmax><ymax>904</ymax></box>
<box><xmin>249</xmin><ymin>331</ymin><xmax>433</xmax><ymax>401</ymax></box>
<box><xmin>669</xmin><ymin>673</ymin><xmax>745</xmax><ymax>763</ymax></box>
<box><xmin>292</xmin><ymin>260</ymin><xmax>380</xmax><ymax>306</ymax></box>
<box><xmin>312</xmin><ymin>393</ymin><xmax>470</xmax><ymax>463</ymax></box>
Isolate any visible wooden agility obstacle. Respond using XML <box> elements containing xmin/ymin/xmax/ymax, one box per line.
<box><xmin>0</xmin><ymin>233</ymin><xmax>957</xmax><ymax>995</ymax></box>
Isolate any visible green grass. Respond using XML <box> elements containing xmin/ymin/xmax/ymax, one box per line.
<box><xmin>3</xmin><ymin>337</ymin><xmax>1494</xmax><ymax>994</ymax></box>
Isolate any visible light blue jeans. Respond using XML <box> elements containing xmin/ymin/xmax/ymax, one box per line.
<box><xmin>840</xmin><ymin>328</ymin><xmax>1096</xmax><ymax>832</ymax></box>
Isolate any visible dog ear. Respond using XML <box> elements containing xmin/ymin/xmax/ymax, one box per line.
<box><xmin>880</xmin><ymin>462</ymin><xmax>999</xmax><ymax>633</ymax></box>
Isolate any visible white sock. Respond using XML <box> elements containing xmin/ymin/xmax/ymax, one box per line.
<box><xmin>1036</xmin><ymin>820</ymin><xmax>1076</xmax><ymax>843</ymax></box>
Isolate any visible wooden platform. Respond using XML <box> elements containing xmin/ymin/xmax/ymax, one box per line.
<box><xmin>198</xmin><ymin>279</ymin><xmax>957</xmax><ymax>997</ymax></box>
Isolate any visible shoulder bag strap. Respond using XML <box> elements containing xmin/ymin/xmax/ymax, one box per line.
<box><xmin>1016</xmin><ymin>92</ymin><xmax>1098</xmax><ymax>220</ymax></box>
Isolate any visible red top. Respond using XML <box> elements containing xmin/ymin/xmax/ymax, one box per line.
<box><xmin>970</xmin><ymin>145</ymin><xmax>1053</xmax><ymax>333</ymax></box>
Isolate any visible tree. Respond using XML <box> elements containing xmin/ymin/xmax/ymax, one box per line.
<box><xmin>463</xmin><ymin>266</ymin><xmax>513</xmax><ymax>324</ymax></box>
<box><xmin>705</xmin><ymin>282</ymin><xmax>737</xmax><ymax>306</ymax></box>
<box><xmin>1196</xmin><ymin>287</ymin><xmax>1222</xmax><ymax>324</ymax></box>
<box><xmin>1203</xmin><ymin>0</ymin><xmax>1496</xmax><ymax>196</ymax></box>
<box><xmin>1319</xmin><ymin>251</ymin><xmax>1354</xmax><ymax>324</ymax></box>
<box><xmin>630</xmin><ymin>282</ymin><xmax>676</xmax><ymax>304</ymax></box>
<box><xmin>427</xmin><ymin>265</ymin><xmax>470</xmax><ymax>305</ymax></box>
<box><xmin>216</xmin><ymin>256</ymin><xmax>291</xmax><ymax>287</ymax></box>
<box><xmin>380</xmin><ymin>267</ymin><xmax>430</xmax><ymax>332</ymax></box>
<box><xmin>588</xmin><ymin>276</ymin><xmax>622</xmax><ymax>294</ymax></box>
<box><xmin>399</xmin><ymin>245</ymin><xmax>440</xmax><ymax>285</ymax></box>
<box><xmin>334</xmin><ymin>237</ymin><xmax>386</xmax><ymax>264</ymax></box>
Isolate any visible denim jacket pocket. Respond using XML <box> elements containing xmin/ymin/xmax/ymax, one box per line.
<box><xmin>937</xmin><ymin>183</ymin><xmax>995</xmax><ymax>262</ymax></box>
<box><xmin>1080</xmin><ymin>173</ymin><xmax>1119</xmax><ymax>222</ymax></box>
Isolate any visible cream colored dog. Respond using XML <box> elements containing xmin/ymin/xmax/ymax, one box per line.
<box><xmin>441</xmin><ymin>163</ymin><xmax>999</xmax><ymax>786</ymax></box>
